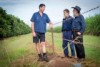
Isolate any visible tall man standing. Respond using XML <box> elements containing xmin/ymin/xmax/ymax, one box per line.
<box><xmin>72</xmin><ymin>6</ymin><xmax>86</xmax><ymax>61</ymax></box>
<box><xmin>31</xmin><ymin>4</ymin><xmax>52</xmax><ymax>62</ymax></box>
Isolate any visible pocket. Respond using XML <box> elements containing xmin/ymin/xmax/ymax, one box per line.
<box><xmin>36</xmin><ymin>16</ymin><xmax>40</xmax><ymax>22</ymax></box>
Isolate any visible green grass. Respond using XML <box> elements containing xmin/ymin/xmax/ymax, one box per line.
<box><xmin>84</xmin><ymin>35</ymin><xmax>100</xmax><ymax>62</ymax></box>
<box><xmin>47</xmin><ymin>33</ymin><xmax>100</xmax><ymax>60</ymax></box>
<box><xmin>0</xmin><ymin>33</ymin><xmax>100</xmax><ymax>67</ymax></box>
<box><xmin>0</xmin><ymin>33</ymin><xmax>33</xmax><ymax>67</ymax></box>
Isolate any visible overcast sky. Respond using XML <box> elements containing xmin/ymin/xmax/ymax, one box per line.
<box><xmin>0</xmin><ymin>0</ymin><xmax>100</xmax><ymax>26</ymax></box>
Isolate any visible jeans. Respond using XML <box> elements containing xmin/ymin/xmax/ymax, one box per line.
<box><xmin>62</xmin><ymin>31</ymin><xmax>75</xmax><ymax>57</ymax></box>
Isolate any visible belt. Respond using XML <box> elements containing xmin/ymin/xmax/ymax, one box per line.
<box><xmin>62</xmin><ymin>30</ymin><xmax>71</xmax><ymax>32</ymax></box>
<box><xmin>72</xmin><ymin>29</ymin><xmax>79</xmax><ymax>32</ymax></box>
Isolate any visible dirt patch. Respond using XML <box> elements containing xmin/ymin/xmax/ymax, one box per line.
<box><xmin>46</xmin><ymin>54</ymin><xmax>78</xmax><ymax>67</ymax></box>
<box><xmin>9</xmin><ymin>44</ymin><xmax>99</xmax><ymax>67</ymax></box>
<box><xmin>47</xmin><ymin>57</ymin><xmax>72</xmax><ymax>67</ymax></box>
<box><xmin>10</xmin><ymin>53</ymin><xmax>99</xmax><ymax>67</ymax></box>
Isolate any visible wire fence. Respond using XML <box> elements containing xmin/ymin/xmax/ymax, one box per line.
<box><xmin>53</xmin><ymin>5</ymin><xmax>100</xmax><ymax>25</ymax></box>
<box><xmin>48</xmin><ymin>5</ymin><xmax>100</xmax><ymax>53</ymax></box>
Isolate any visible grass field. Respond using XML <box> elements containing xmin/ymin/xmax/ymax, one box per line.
<box><xmin>0</xmin><ymin>33</ymin><xmax>100</xmax><ymax>67</ymax></box>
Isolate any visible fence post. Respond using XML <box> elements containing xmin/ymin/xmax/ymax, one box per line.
<box><xmin>51</xmin><ymin>28</ymin><xmax>55</xmax><ymax>54</ymax></box>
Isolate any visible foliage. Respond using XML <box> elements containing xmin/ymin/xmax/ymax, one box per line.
<box><xmin>0</xmin><ymin>7</ymin><xmax>31</xmax><ymax>38</ymax></box>
<box><xmin>48</xmin><ymin>26</ymin><xmax>62</xmax><ymax>33</ymax></box>
<box><xmin>85</xmin><ymin>14</ymin><xmax>100</xmax><ymax>36</ymax></box>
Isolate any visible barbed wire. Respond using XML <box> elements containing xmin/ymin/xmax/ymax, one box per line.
<box><xmin>82</xmin><ymin>5</ymin><xmax>100</xmax><ymax>14</ymax></box>
<box><xmin>49</xmin><ymin>34</ymin><xmax>83</xmax><ymax>44</ymax></box>
<box><xmin>50</xmin><ymin>5</ymin><xmax>100</xmax><ymax>53</ymax></box>
<box><xmin>48</xmin><ymin>33</ymin><xmax>83</xmax><ymax>51</ymax></box>
<box><xmin>53</xmin><ymin>5</ymin><xmax>100</xmax><ymax>25</ymax></box>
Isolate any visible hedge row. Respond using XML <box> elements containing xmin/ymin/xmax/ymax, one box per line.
<box><xmin>0</xmin><ymin>7</ymin><xmax>31</xmax><ymax>38</ymax></box>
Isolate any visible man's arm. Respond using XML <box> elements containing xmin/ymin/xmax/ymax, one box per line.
<box><xmin>31</xmin><ymin>22</ymin><xmax>36</xmax><ymax>37</ymax></box>
<box><xmin>77</xmin><ymin>15</ymin><xmax>86</xmax><ymax>35</ymax></box>
<box><xmin>46</xmin><ymin>14</ymin><xmax>53</xmax><ymax>28</ymax></box>
<box><xmin>31</xmin><ymin>13</ymin><xmax>36</xmax><ymax>37</ymax></box>
<box><xmin>80</xmin><ymin>15</ymin><xmax>86</xmax><ymax>34</ymax></box>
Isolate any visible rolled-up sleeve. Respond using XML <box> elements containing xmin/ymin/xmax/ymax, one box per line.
<box><xmin>46</xmin><ymin>14</ymin><xmax>50</xmax><ymax>23</ymax></box>
<box><xmin>80</xmin><ymin>16</ymin><xmax>86</xmax><ymax>33</ymax></box>
<box><xmin>30</xmin><ymin>13</ymin><xmax>35</xmax><ymax>22</ymax></box>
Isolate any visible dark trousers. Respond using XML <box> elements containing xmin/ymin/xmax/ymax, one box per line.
<box><xmin>62</xmin><ymin>31</ymin><xmax>75</xmax><ymax>57</ymax></box>
<box><xmin>73</xmin><ymin>31</ymin><xmax>85</xmax><ymax>59</ymax></box>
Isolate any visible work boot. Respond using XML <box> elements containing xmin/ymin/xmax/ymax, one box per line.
<box><xmin>65</xmin><ymin>55</ymin><xmax>70</xmax><ymax>58</ymax></box>
<box><xmin>77</xmin><ymin>58</ymin><xmax>85</xmax><ymax>62</ymax></box>
<box><xmin>70</xmin><ymin>56</ymin><xmax>75</xmax><ymax>58</ymax></box>
<box><xmin>43</xmin><ymin>53</ymin><xmax>49</xmax><ymax>62</ymax></box>
<box><xmin>38</xmin><ymin>54</ymin><xmax>43</xmax><ymax>61</ymax></box>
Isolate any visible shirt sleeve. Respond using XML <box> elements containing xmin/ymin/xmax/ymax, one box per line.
<box><xmin>30</xmin><ymin>13</ymin><xmax>35</xmax><ymax>22</ymax></box>
<box><xmin>71</xmin><ymin>18</ymin><xmax>74</xmax><ymax>30</ymax></box>
<box><xmin>80</xmin><ymin>15</ymin><xmax>86</xmax><ymax>33</ymax></box>
<box><xmin>46</xmin><ymin>14</ymin><xmax>50</xmax><ymax>23</ymax></box>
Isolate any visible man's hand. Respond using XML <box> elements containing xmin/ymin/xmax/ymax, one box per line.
<box><xmin>77</xmin><ymin>32</ymin><xmax>81</xmax><ymax>35</ymax></box>
<box><xmin>49</xmin><ymin>23</ymin><xmax>53</xmax><ymax>29</ymax></box>
<box><xmin>33</xmin><ymin>32</ymin><xmax>36</xmax><ymax>37</ymax></box>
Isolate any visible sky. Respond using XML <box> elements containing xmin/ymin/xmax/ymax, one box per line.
<box><xmin>0</xmin><ymin>0</ymin><xmax>100</xmax><ymax>26</ymax></box>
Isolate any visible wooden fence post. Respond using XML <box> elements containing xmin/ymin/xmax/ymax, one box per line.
<box><xmin>51</xmin><ymin>28</ymin><xmax>55</xmax><ymax>54</ymax></box>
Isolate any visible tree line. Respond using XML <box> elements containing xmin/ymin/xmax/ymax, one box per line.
<box><xmin>0</xmin><ymin>7</ymin><xmax>31</xmax><ymax>39</ymax></box>
<box><xmin>48</xmin><ymin>14</ymin><xmax>100</xmax><ymax>36</ymax></box>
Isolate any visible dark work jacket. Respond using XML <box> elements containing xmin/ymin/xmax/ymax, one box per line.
<box><xmin>62</xmin><ymin>16</ymin><xmax>73</xmax><ymax>32</ymax></box>
<box><xmin>72</xmin><ymin>14</ymin><xmax>86</xmax><ymax>33</ymax></box>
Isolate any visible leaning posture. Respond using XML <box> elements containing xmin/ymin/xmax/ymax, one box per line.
<box><xmin>31</xmin><ymin>4</ymin><xmax>52</xmax><ymax>62</ymax></box>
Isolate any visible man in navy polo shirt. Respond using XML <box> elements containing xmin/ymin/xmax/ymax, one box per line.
<box><xmin>31</xmin><ymin>4</ymin><xmax>53</xmax><ymax>62</ymax></box>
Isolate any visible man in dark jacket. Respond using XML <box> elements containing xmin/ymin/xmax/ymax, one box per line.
<box><xmin>62</xmin><ymin>9</ymin><xmax>75</xmax><ymax>58</ymax></box>
<box><xmin>72</xmin><ymin>6</ymin><xmax>86</xmax><ymax>61</ymax></box>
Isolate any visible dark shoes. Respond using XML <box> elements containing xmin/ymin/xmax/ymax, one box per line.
<box><xmin>38</xmin><ymin>54</ymin><xmax>43</xmax><ymax>61</ymax></box>
<box><xmin>65</xmin><ymin>55</ymin><xmax>75</xmax><ymax>58</ymax></box>
<box><xmin>38</xmin><ymin>53</ymin><xmax>49</xmax><ymax>62</ymax></box>
<box><xmin>77</xmin><ymin>58</ymin><xmax>85</xmax><ymax>62</ymax></box>
<box><xmin>38</xmin><ymin>57</ymin><xmax>43</xmax><ymax>61</ymax></box>
<box><xmin>43</xmin><ymin>54</ymin><xmax>49</xmax><ymax>62</ymax></box>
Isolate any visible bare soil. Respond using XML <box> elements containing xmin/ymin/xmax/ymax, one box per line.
<box><xmin>9</xmin><ymin>44</ymin><xmax>98</xmax><ymax>67</ymax></box>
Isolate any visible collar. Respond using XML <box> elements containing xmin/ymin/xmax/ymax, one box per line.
<box><xmin>38</xmin><ymin>11</ymin><xmax>44</xmax><ymax>15</ymax></box>
<box><xmin>75</xmin><ymin>14</ymin><xmax>81</xmax><ymax>18</ymax></box>
<box><xmin>63</xmin><ymin>16</ymin><xmax>71</xmax><ymax>20</ymax></box>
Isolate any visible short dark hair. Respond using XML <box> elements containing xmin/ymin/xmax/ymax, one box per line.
<box><xmin>39</xmin><ymin>4</ymin><xmax>45</xmax><ymax>8</ymax></box>
<box><xmin>64</xmin><ymin>9</ymin><xmax>69</xmax><ymax>13</ymax></box>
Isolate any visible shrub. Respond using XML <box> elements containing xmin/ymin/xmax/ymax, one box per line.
<box><xmin>0</xmin><ymin>7</ymin><xmax>31</xmax><ymax>39</ymax></box>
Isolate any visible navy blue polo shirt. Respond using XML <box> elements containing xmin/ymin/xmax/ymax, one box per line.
<box><xmin>31</xmin><ymin>12</ymin><xmax>50</xmax><ymax>33</ymax></box>
<box><xmin>72</xmin><ymin>14</ymin><xmax>86</xmax><ymax>33</ymax></box>
<box><xmin>62</xmin><ymin>16</ymin><xmax>73</xmax><ymax>32</ymax></box>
